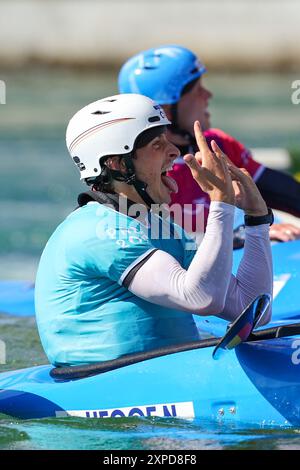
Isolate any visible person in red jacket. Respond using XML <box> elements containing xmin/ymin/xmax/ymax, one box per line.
<box><xmin>118</xmin><ymin>45</ymin><xmax>300</xmax><ymax>243</ymax></box>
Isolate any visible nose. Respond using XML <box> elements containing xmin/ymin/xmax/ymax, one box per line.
<box><xmin>200</xmin><ymin>85</ymin><xmax>213</xmax><ymax>100</ymax></box>
<box><xmin>169</xmin><ymin>142</ymin><xmax>180</xmax><ymax>160</ymax></box>
<box><xmin>204</xmin><ymin>87</ymin><xmax>213</xmax><ymax>100</ymax></box>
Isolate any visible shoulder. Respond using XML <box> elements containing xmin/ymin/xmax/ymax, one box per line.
<box><xmin>49</xmin><ymin>202</ymin><xmax>148</xmax><ymax>250</ymax></box>
<box><xmin>70</xmin><ymin>201</ymin><xmax>139</xmax><ymax>227</ymax></box>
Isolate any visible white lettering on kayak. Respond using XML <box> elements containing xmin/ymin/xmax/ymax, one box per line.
<box><xmin>56</xmin><ymin>401</ymin><xmax>195</xmax><ymax>419</ymax></box>
<box><xmin>291</xmin><ymin>339</ymin><xmax>300</xmax><ymax>365</ymax></box>
<box><xmin>273</xmin><ymin>274</ymin><xmax>291</xmax><ymax>300</ymax></box>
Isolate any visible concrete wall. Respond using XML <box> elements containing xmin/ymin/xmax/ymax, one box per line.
<box><xmin>0</xmin><ymin>0</ymin><xmax>300</xmax><ymax>69</ymax></box>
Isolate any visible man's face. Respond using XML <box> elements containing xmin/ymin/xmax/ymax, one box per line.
<box><xmin>177</xmin><ymin>78</ymin><xmax>213</xmax><ymax>135</ymax></box>
<box><xmin>133</xmin><ymin>132</ymin><xmax>180</xmax><ymax>204</ymax></box>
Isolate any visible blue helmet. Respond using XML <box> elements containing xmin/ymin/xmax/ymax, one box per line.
<box><xmin>118</xmin><ymin>45</ymin><xmax>206</xmax><ymax>105</ymax></box>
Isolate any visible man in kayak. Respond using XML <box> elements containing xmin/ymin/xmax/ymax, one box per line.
<box><xmin>118</xmin><ymin>45</ymin><xmax>300</xmax><ymax>243</ymax></box>
<box><xmin>35</xmin><ymin>94</ymin><xmax>273</xmax><ymax>366</ymax></box>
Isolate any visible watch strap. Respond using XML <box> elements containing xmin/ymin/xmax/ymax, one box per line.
<box><xmin>244</xmin><ymin>208</ymin><xmax>274</xmax><ymax>227</ymax></box>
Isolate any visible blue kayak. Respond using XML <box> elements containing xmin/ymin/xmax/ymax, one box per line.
<box><xmin>0</xmin><ymin>334</ymin><xmax>299</xmax><ymax>426</ymax></box>
<box><xmin>196</xmin><ymin>239</ymin><xmax>300</xmax><ymax>336</ymax></box>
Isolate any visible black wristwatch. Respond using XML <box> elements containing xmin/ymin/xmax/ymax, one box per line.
<box><xmin>244</xmin><ymin>208</ymin><xmax>274</xmax><ymax>227</ymax></box>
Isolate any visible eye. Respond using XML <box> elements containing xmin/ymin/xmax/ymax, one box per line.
<box><xmin>153</xmin><ymin>141</ymin><xmax>161</xmax><ymax>150</ymax></box>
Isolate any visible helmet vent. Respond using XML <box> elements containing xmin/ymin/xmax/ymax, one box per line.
<box><xmin>148</xmin><ymin>116</ymin><xmax>160</xmax><ymax>123</ymax></box>
<box><xmin>92</xmin><ymin>110</ymin><xmax>110</xmax><ymax>115</ymax></box>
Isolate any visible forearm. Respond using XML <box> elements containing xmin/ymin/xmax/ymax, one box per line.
<box><xmin>256</xmin><ymin>167</ymin><xmax>300</xmax><ymax>217</ymax></box>
<box><xmin>220</xmin><ymin>224</ymin><xmax>273</xmax><ymax>324</ymax></box>
<box><xmin>129</xmin><ymin>202</ymin><xmax>234</xmax><ymax>315</ymax></box>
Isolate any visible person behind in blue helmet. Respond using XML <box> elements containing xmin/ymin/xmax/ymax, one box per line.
<box><xmin>119</xmin><ymin>45</ymin><xmax>300</xmax><ymax>243</ymax></box>
<box><xmin>35</xmin><ymin>93</ymin><xmax>272</xmax><ymax>366</ymax></box>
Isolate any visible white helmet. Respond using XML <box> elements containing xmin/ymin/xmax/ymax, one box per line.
<box><xmin>66</xmin><ymin>93</ymin><xmax>171</xmax><ymax>180</ymax></box>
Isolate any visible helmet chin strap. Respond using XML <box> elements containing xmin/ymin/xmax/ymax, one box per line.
<box><xmin>110</xmin><ymin>154</ymin><xmax>156</xmax><ymax>208</ymax></box>
<box><xmin>131</xmin><ymin>179</ymin><xmax>157</xmax><ymax>208</ymax></box>
<box><xmin>123</xmin><ymin>154</ymin><xmax>157</xmax><ymax>208</ymax></box>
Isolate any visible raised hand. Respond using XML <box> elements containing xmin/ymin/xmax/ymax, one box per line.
<box><xmin>226</xmin><ymin>165</ymin><xmax>268</xmax><ymax>216</ymax></box>
<box><xmin>208</xmin><ymin>139</ymin><xmax>268</xmax><ymax>217</ymax></box>
<box><xmin>183</xmin><ymin>121</ymin><xmax>235</xmax><ymax>205</ymax></box>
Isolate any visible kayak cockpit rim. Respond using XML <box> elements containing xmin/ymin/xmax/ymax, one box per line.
<box><xmin>50</xmin><ymin>321</ymin><xmax>300</xmax><ymax>381</ymax></box>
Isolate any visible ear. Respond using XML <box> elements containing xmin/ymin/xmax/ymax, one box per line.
<box><xmin>162</xmin><ymin>104</ymin><xmax>172</xmax><ymax>121</ymax></box>
<box><xmin>105</xmin><ymin>156</ymin><xmax>124</xmax><ymax>171</ymax></box>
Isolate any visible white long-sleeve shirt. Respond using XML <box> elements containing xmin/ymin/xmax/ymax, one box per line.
<box><xmin>129</xmin><ymin>201</ymin><xmax>272</xmax><ymax>324</ymax></box>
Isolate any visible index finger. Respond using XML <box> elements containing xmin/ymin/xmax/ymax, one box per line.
<box><xmin>194</xmin><ymin>120</ymin><xmax>210</xmax><ymax>154</ymax></box>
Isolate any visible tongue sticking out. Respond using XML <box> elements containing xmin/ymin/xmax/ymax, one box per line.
<box><xmin>161</xmin><ymin>174</ymin><xmax>178</xmax><ymax>194</ymax></box>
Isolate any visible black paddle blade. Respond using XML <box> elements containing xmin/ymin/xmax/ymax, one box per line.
<box><xmin>212</xmin><ymin>293</ymin><xmax>272</xmax><ymax>360</ymax></box>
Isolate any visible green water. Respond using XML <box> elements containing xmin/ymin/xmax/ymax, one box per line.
<box><xmin>1</xmin><ymin>415</ymin><xmax>300</xmax><ymax>451</ymax></box>
<box><xmin>1</xmin><ymin>67</ymin><xmax>300</xmax><ymax>449</ymax></box>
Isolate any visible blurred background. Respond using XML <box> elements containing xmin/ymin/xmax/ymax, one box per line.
<box><xmin>0</xmin><ymin>0</ymin><xmax>300</xmax><ymax>281</ymax></box>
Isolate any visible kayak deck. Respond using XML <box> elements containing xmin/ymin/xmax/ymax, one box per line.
<box><xmin>237</xmin><ymin>337</ymin><xmax>300</xmax><ymax>426</ymax></box>
<box><xmin>0</xmin><ymin>343</ymin><xmax>294</xmax><ymax>426</ymax></box>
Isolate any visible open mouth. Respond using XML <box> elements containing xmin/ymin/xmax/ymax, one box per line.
<box><xmin>161</xmin><ymin>166</ymin><xmax>178</xmax><ymax>194</ymax></box>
